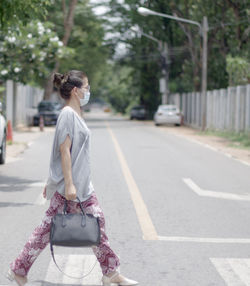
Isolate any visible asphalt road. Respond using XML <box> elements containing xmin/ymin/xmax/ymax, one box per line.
<box><xmin>1</xmin><ymin>108</ymin><xmax>250</xmax><ymax>286</ymax></box>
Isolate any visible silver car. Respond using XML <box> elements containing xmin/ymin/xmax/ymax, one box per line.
<box><xmin>154</xmin><ymin>105</ymin><xmax>183</xmax><ymax>126</ymax></box>
<box><xmin>0</xmin><ymin>102</ymin><xmax>6</xmax><ymax>164</ymax></box>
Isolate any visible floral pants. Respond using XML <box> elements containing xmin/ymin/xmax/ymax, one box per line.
<box><xmin>10</xmin><ymin>191</ymin><xmax>120</xmax><ymax>276</ymax></box>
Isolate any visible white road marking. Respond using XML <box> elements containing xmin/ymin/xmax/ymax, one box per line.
<box><xmin>106</xmin><ymin>122</ymin><xmax>158</xmax><ymax>240</ymax></box>
<box><xmin>236</xmin><ymin>159</ymin><xmax>250</xmax><ymax>167</ymax></box>
<box><xmin>228</xmin><ymin>259</ymin><xmax>250</xmax><ymax>285</ymax></box>
<box><xmin>183</xmin><ymin>178</ymin><xmax>250</xmax><ymax>201</ymax></box>
<box><xmin>158</xmin><ymin>236</ymin><xmax>250</xmax><ymax>244</ymax></box>
<box><xmin>45</xmin><ymin>254</ymin><xmax>102</xmax><ymax>285</ymax></box>
<box><xmin>210</xmin><ymin>258</ymin><xmax>250</xmax><ymax>286</ymax></box>
<box><xmin>160</xmin><ymin>130</ymin><xmax>250</xmax><ymax>167</ymax></box>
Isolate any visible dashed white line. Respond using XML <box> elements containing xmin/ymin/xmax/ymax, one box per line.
<box><xmin>163</xmin><ymin>131</ymin><xmax>250</xmax><ymax>167</ymax></box>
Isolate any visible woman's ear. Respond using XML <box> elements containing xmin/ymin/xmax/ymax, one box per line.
<box><xmin>73</xmin><ymin>86</ymin><xmax>78</xmax><ymax>95</ymax></box>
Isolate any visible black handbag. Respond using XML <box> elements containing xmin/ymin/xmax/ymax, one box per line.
<box><xmin>50</xmin><ymin>196</ymin><xmax>101</xmax><ymax>279</ymax></box>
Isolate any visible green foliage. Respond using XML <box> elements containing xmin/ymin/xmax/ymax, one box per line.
<box><xmin>0</xmin><ymin>21</ymin><xmax>73</xmax><ymax>86</ymax></box>
<box><xmin>0</xmin><ymin>0</ymin><xmax>110</xmax><ymax>95</ymax></box>
<box><xmin>45</xmin><ymin>0</ymin><xmax>110</xmax><ymax>98</ymax></box>
<box><xmin>100</xmin><ymin>63</ymin><xmax>136</xmax><ymax>114</ymax></box>
<box><xmin>103</xmin><ymin>0</ymin><xmax>250</xmax><ymax>115</ymax></box>
<box><xmin>198</xmin><ymin>130</ymin><xmax>250</xmax><ymax>150</ymax></box>
<box><xmin>226</xmin><ymin>55</ymin><xmax>250</xmax><ymax>86</ymax></box>
<box><xmin>0</xmin><ymin>0</ymin><xmax>52</xmax><ymax>29</ymax></box>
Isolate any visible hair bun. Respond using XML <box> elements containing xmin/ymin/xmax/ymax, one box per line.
<box><xmin>53</xmin><ymin>73</ymin><xmax>64</xmax><ymax>89</ymax></box>
<box><xmin>61</xmin><ymin>73</ymin><xmax>69</xmax><ymax>85</ymax></box>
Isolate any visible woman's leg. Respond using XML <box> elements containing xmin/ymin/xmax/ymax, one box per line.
<box><xmin>67</xmin><ymin>191</ymin><xmax>120</xmax><ymax>276</ymax></box>
<box><xmin>10</xmin><ymin>192</ymin><xmax>65</xmax><ymax>277</ymax></box>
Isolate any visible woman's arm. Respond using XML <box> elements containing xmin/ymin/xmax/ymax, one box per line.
<box><xmin>60</xmin><ymin>135</ymin><xmax>77</xmax><ymax>200</ymax></box>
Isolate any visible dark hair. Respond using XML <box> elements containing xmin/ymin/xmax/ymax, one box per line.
<box><xmin>53</xmin><ymin>70</ymin><xmax>88</xmax><ymax>100</ymax></box>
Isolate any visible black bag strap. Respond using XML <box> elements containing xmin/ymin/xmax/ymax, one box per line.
<box><xmin>63</xmin><ymin>197</ymin><xmax>86</xmax><ymax>215</ymax></box>
<box><xmin>50</xmin><ymin>196</ymin><xmax>98</xmax><ymax>279</ymax></box>
<box><xmin>50</xmin><ymin>244</ymin><xmax>98</xmax><ymax>279</ymax></box>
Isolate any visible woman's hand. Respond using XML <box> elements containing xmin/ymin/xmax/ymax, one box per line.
<box><xmin>43</xmin><ymin>185</ymin><xmax>47</xmax><ymax>198</ymax></box>
<box><xmin>65</xmin><ymin>182</ymin><xmax>77</xmax><ymax>200</ymax></box>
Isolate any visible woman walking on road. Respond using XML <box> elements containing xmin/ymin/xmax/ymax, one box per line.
<box><xmin>7</xmin><ymin>70</ymin><xmax>138</xmax><ymax>286</ymax></box>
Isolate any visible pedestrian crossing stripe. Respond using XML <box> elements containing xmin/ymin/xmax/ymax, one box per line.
<box><xmin>210</xmin><ymin>258</ymin><xmax>250</xmax><ymax>286</ymax></box>
<box><xmin>45</xmin><ymin>254</ymin><xmax>103</xmax><ymax>285</ymax></box>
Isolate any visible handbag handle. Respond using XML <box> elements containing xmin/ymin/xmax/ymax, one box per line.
<box><xmin>63</xmin><ymin>196</ymin><xmax>86</xmax><ymax>215</ymax></box>
<box><xmin>50</xmin><ymin>245</ymin><xmax>98</xmax><ymax>279</ymax></box>
<box><xmin>51</xmin><ymin>196</ymin><xmax>98</xmax><ymax>279</ymax></box>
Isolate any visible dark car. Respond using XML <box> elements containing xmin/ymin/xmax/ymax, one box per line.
<box><xmin>33</xmin><ymin>101</ymin><xmax>62</xmax><ymax>126</ymax></box>
<box><xmin>130</xmin><ymin>105</ymin><xmax>147</xmax><ymax>120</ymax></box>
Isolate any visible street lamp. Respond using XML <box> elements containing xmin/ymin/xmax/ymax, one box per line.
<box><xmin>137</xmin><ymin>7</ymin><xmax>208</xmax><ymax>131</ymax></box>
<box><xmin>130</xmin><ymin>26</ymin><xmax>169</xmax><ymax>104</ymax></box>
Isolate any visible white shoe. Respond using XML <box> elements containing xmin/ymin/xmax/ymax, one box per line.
<box><xmin>102</xmin><ymin>271</ymin><xmax>139</xmax><ymax>285</ymax></box>
<box><xmin>6</xmin><ymin>269</ymin><xmax>28</xmax><ymax>286</ymax></box>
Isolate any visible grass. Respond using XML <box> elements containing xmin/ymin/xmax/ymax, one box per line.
<box><xmin>197</xmin><ymin>130</ymin><xmax>250</xmax><ymax>150</ymax></box>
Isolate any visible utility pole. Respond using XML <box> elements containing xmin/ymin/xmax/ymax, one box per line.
<box><xmin>201</xmin><ymin>16</ymin><xmax>208</xmax><ymax>131</ymax></box>
<box><xmin>159</xmin><ymin>42</ymin><xmax>169</xmax><ymax>105</ymax></box>
<box><xmin>137</xmin><ymin>7</ymin><xmax>209</xmax><ymax>131</ymax></box>
<box><xmin>131</xmin><ymin>26</ymin><xmax>169</xmax><ymax>105</ymax></box>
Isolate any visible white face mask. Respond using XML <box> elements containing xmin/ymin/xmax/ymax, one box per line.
<box><xmin>77</xmin><ymin>86</ymin><xmax>90</xmax><ymax>106</ymax></box>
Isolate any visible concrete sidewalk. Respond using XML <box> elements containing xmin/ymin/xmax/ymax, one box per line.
<box><xmin>6</xmin><ymin>126</ymin><xmax>54</xmax><ymax>163</ymax></box>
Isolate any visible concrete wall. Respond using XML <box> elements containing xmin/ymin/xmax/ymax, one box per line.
<box><xmin>170</xmin><ymin>84</ymin><xmax>250</xmax><ymax>133</ymax></box>
<box><xmin>4</xmin><ymin>80</ymin><xmax>44</xmax><ymax>129</ymax></box>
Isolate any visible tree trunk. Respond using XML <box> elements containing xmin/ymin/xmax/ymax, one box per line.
<box><xmin>43</xmin><ymin>0</ymin><xmax>78</xmax><ymax>100</ymax></box>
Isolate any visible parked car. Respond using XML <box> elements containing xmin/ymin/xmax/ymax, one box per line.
<box><xmin>154</xmin><ymin>104</ymin><xmax>183</xmax><ymax>126</ymax></box>
<box><xmin>0</xmin><ymin>102</ymin><xmax>6</xmax><ymax>164</ymax></box>
<box><xmin>33</xmin><ymin>101</ymin><xmax>62</xmax><ymax>126</ymax></box>
<box><xmin>130</xmin><ymin>105</ymin><xmax>147</xmax><ymax>120</ymax></box>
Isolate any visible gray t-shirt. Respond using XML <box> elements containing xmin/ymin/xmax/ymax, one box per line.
<box><xmin>46</xmin><ymin>106</ymin><xmax>94</xmax><ymax>201</ymax></box>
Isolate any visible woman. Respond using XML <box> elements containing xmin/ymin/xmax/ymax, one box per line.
<box><xmin>7</xmin><ymin>70</ymin><xmax>138</xmax><ymax>286</ymax></box>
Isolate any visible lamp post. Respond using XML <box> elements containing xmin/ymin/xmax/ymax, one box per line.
<box><xmin>131</xmin><ymin>26</ymin><xmax>169</xmax><ymax>104</ymax></box>
<box><xmin>137</xmin><ymin>7</ymin><xmax>208</xmax><ymax>131</ymax></box>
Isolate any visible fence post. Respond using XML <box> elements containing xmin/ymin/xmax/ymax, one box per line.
<box><xmin>245</xmin><ymin>84</ymin><xmax>250</xmax><ymax>132</ymax></box>
<box><xmin>229</xmin><ymin>87</ymin><xmax>236</xmax><ymax>132</ymax></box>
<box><xmin>222</xmin><ymin>89</ymin><xmax>227</xmax><ymax>131</ymax></box>
<box><xmin>182</xmin><ymin>93</ymin><xmax>186</xmax><ymax>124</ymax></box>
<box><xmin>206</xmin><ymin>90</ymin><xmax>212</xmax><ymax>129</ymax></box>
<box><xmin>191</xmin><ymin>92</ymin><xmax>195</xmax><ymax>127</ymax></box>
<box><xmin>235</xmin><ymin>85</ymin><xmax>241</xmax><ymax>133</ymax></box>
<box><xmin>188</xmin><ymin>93</ymin><xmax>191</xmax><ymax>125</ymax></box>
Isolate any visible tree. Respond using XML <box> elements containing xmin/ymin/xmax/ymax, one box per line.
<box><xmin>226</xmin><ymin>55</ymin><xmax>250</xmax><ymax>86</ymax></box>
<box><xmin>43</xmin><ymin>0</ymin><xmax>78</xmax><ymax>99</ymax></box>
<box><xmin>0</xmin><ymin>0</ymin><xmax>51</xmax><ymax>29</ymax></box>
<box><xmin>0</xmin><ymin>21</ymin><xmax>73</xmax><ymax>85</ymax></box>
<box><xmin>102</xmin><ymin>0</ymin><xmax>249</xmax><ymax>116</ymax></box>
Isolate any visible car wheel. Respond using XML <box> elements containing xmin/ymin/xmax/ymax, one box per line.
<box><xmin>175</xmin><ymin>123</ymin><xmax>181</xmax><ymax>126</ymax></box>
<box><xmin>130</xmin><ymin>116</ymin><xmax>133</xmax><ymax>120</ymax></box>
<box><xmin>155</xmin><ymin>122</ymin><xmax>160</xmax><ymax>126</ymax></box>
<box><xmin>0</xmin><ymin>133</ymin><xmax>6</xmax><ymax>164</ymax></box>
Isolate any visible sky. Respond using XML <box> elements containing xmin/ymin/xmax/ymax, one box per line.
<box><xmin>89</xmin><ymin>0</ymin><xmax>130</xmax><ymax>57</ymax></box>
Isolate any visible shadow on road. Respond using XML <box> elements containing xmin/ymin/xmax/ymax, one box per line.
<box><xmin>0</xmin><ymin>175</ymin><xmax>42</xmax><ymax>193</ymax></box>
